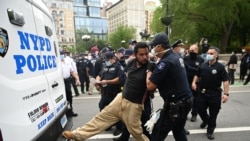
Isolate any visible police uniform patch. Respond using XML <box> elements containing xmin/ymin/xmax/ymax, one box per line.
<box><xmin>179</xmin><ymin>58</ymin><xmax>185</xmax><ymax>68</ymax></box>
<box><xmin>120</xmin><ymin>66</ymin><xmax>124</xmax><ymax>70</ymax></box>
<box><xmin>212</xmin><ymin>69</ymin><xmax>217</xmax><ymax>74</ymax></box>
<box><xmin>157</xmin><ymin>62</ymin><xmax>166</xmax><ymax>70</ymax></box>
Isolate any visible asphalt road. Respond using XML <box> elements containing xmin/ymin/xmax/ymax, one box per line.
<box><xmin>70</xmin><ymin>82</ymin><xmax>250</xmax><ymax>141</ymax></box>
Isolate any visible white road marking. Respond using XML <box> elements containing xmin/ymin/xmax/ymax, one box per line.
<box><xmin>88</xmin><ymin>126</ymin><xmax>250</xmax><ymax>139</ymax></box>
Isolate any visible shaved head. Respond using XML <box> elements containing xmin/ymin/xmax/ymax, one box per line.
<box><xmin>189</xmin><ymin>44</ymin><xmax>199</xmax><ymax>54</ymax></box>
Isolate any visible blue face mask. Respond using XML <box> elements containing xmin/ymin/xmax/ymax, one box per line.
<box><xmin>60</xmin><ymin>55</ymin><xmax>64</xmax><ymax>60</ymax></box>
<box><xmin>105</xmin><ymin>60</ymin><xmax>112</xmax><ymax>66</ymax></box>
<box><xmin>206</xmin><ymin>54</ymin><xmax>214</xmax><ymax>61</ymax></box>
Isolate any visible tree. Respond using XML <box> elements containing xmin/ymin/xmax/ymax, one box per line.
<box><xmin>108</xmin><ymin>25</ymin><xmax>136</xmax><ymax>50</ymax></box>
<box><xmin>151</xmin><ymin>0</ymin><xmax>250</xmax><ymax>53</ymax></box>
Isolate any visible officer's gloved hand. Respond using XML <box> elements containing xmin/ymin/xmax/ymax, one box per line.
<box><xmin>147</xmin><ymin>62</ymin><xmax>156</xmax><ymax>72</ymax></box>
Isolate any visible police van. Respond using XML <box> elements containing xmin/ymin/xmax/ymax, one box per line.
<box><xmin>0</xmin><ymin>0</ymin><xmax>72</xmax><ymax>140</ymax></box>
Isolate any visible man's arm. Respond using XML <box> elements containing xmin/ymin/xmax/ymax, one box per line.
<box><xmin>192</xmin><ymin>75</ymin><xmax>199</xmax><ymax>91</ymax></box>
<box><xmin>146</xmin><ymin>71</ymin><xmax>157</xmax><ymax>91</ymax></box>
<box><xmin>222</xmin><ymin>80</ymin><xmax>229</xmax><ymax>103</ymax></box>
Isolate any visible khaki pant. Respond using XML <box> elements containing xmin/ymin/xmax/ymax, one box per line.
<box><xmin>72</xmin><ymin>93</ymin><xmax>149</xmax><ymax>141</ymax></box>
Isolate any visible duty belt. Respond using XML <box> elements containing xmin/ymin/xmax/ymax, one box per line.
<box><xmin>201</xmin><ymin>88</ymin><xmax>220</xmax><ymax>94</ymax></box>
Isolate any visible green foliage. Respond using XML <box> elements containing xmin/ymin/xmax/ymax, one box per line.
<box><xmin>108</xmin><ymin>25</ymin><xmax>136</xmax><ymax>49</ymax></box>
<box><xmin>151</xmin><ymin>0</ymin><xmax>250</xmax><ymax>53</ymax></box>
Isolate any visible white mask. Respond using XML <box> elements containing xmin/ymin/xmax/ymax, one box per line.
<box><xmin>60</xmin><ymin>55</ymin><xmax>64</xmax><ymax>60</ymax></box>
<box><xmin>206</xmin><ymin>54</ymin><xmax>214</xmax><ymax>61</ymax></box>
<box><xmin>105</xmin><ymin>60</ymin><xmax>112</xmax><ymax>66</ymax></box>
<box><xmin>151</xmin><ymin>46</ymin><xmax>168</xmax><ymax>56</ymax></box>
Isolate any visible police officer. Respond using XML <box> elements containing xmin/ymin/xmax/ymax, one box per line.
<box><xmin>64</xmin><ymin>51</ymin><xmax>80</xmax><ymax>96</ymax></box>
<box><xmin>94</xmin><ymin>47</ymin><xmax>113</xmax><ymax>78</ymax></box>
<box><xmin>184</xmin><ymin>44</ymin><xmax>204</xmax><ymax>122</ymax></box>
<box><xmin>192</xmin><ymin>47</ymin><xmax>229</xmax><ymax>140</ymax></box>
<box><xmin>76</xmin><ymin>53</ymin><xmax>90</xmax><ymax>94</ymax></box>
<box><xmin>147</xmin><ymin>33</ymin><xmax>192</xmax><ymax>141</ymax></box>
<box><xmin>95</xmin><ymin>52</ymin><xmax>124</xmax><ymax>135</ymax></box>
<box><xmin>116</xmin><ymin>47</ymin><xmax>126</xmax><ymax>67</ymax></box>
<box><xmin>61</xmin><ymin>51</ymin><xmax>80</xmax><ymax>117</ymax></box>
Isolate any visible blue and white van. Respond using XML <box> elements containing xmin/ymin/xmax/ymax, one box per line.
<box><xmin>0</xmin><ymin>0</ymin><xmax>72</xmax><ymax>140</ymax></box>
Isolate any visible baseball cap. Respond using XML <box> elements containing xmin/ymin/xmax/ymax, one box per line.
<box><xmin>117</xmin><ymin>47</ymin><xmax>125</xmax><ymax>53</ymax></box>
<box><xmin>104</xmin><ymin>52</ymin><xmax>115</xmax><ymax>61</ymax></box>
<box><xmin>129</xmin><ymin>39</ymin><xmax>137</xmax><ymax>45</ymax></box>
<box><xmin>124</xmin><ymin>49</ymin><xmax>134</xmax><ymax>57</ymax></box>
<box><xmin>149</xmin><ymin>32</ymin><xmax>170</xmax><ymax>48</ymax></box>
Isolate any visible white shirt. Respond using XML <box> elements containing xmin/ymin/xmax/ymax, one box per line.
<box><xmin>64</xmin><ymin>56</ymin><xmax>78</xmax><ymax>73</ymax></box>
<box><xmin>61</xmin><ymin>59</ymin><xmax>74</xmax><ymax>79</ymax></box>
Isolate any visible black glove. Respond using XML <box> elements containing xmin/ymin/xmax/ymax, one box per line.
<box><xmin>147</xmin><ymin>62</ymin><xmax>156</xmax><ymax>72</ymax></box>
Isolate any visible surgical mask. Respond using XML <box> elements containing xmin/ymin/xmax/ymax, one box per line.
<box><xmin>206</xmin><ymin>54</ymin><xmax>214</xmax><ymax>61</ymax></box>
<box><xmin>151</xmin><ymin>46</ymin><xmax>168</xmax><ymax>56</ymax></box>
<box><xmin>60</xmin><ymin>55</ymin><xmax>64</xmax><ymax>60</ymax></box>
<box><xmin>179</xmin><ymin>48</ymin><xmax>185</xmax><ymax>57</ymax></box>
<box><xmin>105</xmin><ymin>60</ymin><xmax>112</xmax><ymax>66</ymax></box>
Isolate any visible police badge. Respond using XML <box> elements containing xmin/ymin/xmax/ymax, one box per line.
<box><xmin>0</xmin><ymin>28</ymin><xmax>9</xmax><ymax>57</ymax></box>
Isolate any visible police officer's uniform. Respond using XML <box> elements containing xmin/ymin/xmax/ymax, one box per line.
<box><xmin>184</xmin><ymin>54</ymin><xmax>204</xmax><ymax>120</ymax></box>
<box><xmin>98</xmin><ymin>61</ymin><xmax>123</xmax><ymax>110</ymax></box>
<box><xmin>77</xmin><ymin>56</ymin><xmax>90</xmax><ymax>93</ymax></box>
<box><xmin>149</xmin><ymin>50</ymin><xmax>192</xmax><ymax>141</ymax></box>
<box><xmin>196</xmin><ymin>61</ymin><xmax>229</xmax><ymax>135</ymax></box>
<box><xmin>62</xmin><ymin>56</ymin><xmax>78</xmax><ymax>116</ymax></box>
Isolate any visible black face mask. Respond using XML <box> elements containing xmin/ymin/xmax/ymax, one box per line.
<box><xmin>189</xmin><ymin>52</ymin><xmax>197</xmax><ymax>60</ymax></box>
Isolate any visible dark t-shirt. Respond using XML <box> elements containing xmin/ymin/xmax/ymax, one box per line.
<box><xmin>122</xmin><ymin>59</ymin><xmax>148</xmax><ymax>104</ymax></box>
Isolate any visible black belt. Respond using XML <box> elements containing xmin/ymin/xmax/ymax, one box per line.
<box><xmin>200</xmin><ymin>88</ymin><xmax>220</xmax><ymax>94</ymax></box>
<box><xmin>64</xmin><ymin>77</ymin><xmax>71</xmax><ymax>81</ymax></box>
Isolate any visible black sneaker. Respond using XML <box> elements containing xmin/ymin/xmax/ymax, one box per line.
<box><xmin>185</xmin><ymin>129</ymin><xmax>190</xmax><ymax>135</ymax></box>
<box><xmin>71</xmin><ymin>112</ymin><xmax>78</xmax><ymax>117</ymax></box>
<box><xmin>200</xmin><ymin>122</ymin><xmax>207</xmax><ymax>128</ymax></box>
<box><xmin>113</xmin><ymin>129</ymin><xmax>122</xmax><ymax>136</ymax></box>
<box><xmin>207</xmin><ymin>133</ymin><xmax>215</xmax><ymax>140</ymax></box>
<box><xmin>113</xmin><ymin>137</ymin><xmax>122</xmax><ymax>141</ymax></box>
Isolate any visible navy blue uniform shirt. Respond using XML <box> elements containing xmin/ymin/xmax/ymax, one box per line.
<box><xmin>197</xmin><ymin>61</ymin><xmax>229</xmax><ymax>90</ymax></box>
<box><xmin>99</xmin><ymin>61</ymin><xmax>124</xmax><ymax>91</ymax></box>
<box><xmin>149</xmin><ymin>50</ymin><xmax>192</xmax><ymax>101</ymax></box>
<box><xmin>184</xmin><ymin>55</ymin><xmax>204</xmax><ymax>85</ymax></box>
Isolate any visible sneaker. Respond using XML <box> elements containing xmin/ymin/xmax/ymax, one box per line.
<box><xmin>113</xmin><ymin>129</ymin><xmax>122</xmax><ymax>136</ymax></box>
<box><xmin>190</xmin><ymin>115</ymin><xmax>197</xmax><ymax>122</ymax></box>
<box><xmin>207</xmin><ymin>133</ymin><xmax>215</xmax><ymax>140</ymax></box>
<box><xmin>71</xmin><ymin>112</ymin><xmax>78</xmax><ymax>117</ymax></box>
<box><xmin>113</xmin><ymin>137</ymin><xmax>122</xmax><ymax>141</ymax></box>
<box><xmin>185</xmin><ymin>129</ymin><xmax>190</xmax><ymax>135</ymax></box>
<box><xmin>62</xmin><ymin>131</ymin><xmax>74</xmax><ymax>139</ymax></box>
<box><xmin>88</xmin><ymin>92</ymin><xmax>93</xmax><ymax>95</ymax></box>
<box><xmin>200</xmin><ymin>122</ymin><xmax>207</xmax><ymax>129</ymax></box>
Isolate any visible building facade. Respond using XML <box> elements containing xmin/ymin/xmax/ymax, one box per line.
<box><xmin>73</xmin><ymin>0</ymin><xmax>108</xmax><ymax>41</ymax></box>
<box><xmin>106</xmin><ymin>0</ymin><xmax>146</xmax><ymax>41</ymax></box>
<box><xmin>46</xmin><ymin>0</ymin><xmax>76</xmax><ymax>49</ymax></box>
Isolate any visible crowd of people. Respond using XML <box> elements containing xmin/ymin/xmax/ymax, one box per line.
<box><xmin>60</xmin><ymin>33</ymin><xmax>250</xmax><ymax>141</ymax></box>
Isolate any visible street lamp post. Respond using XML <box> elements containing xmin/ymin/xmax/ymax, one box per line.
<box><xmin>82</xmin><ymin>35</ymin><xmax>91</xmax><ymax>50</ymax></box>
